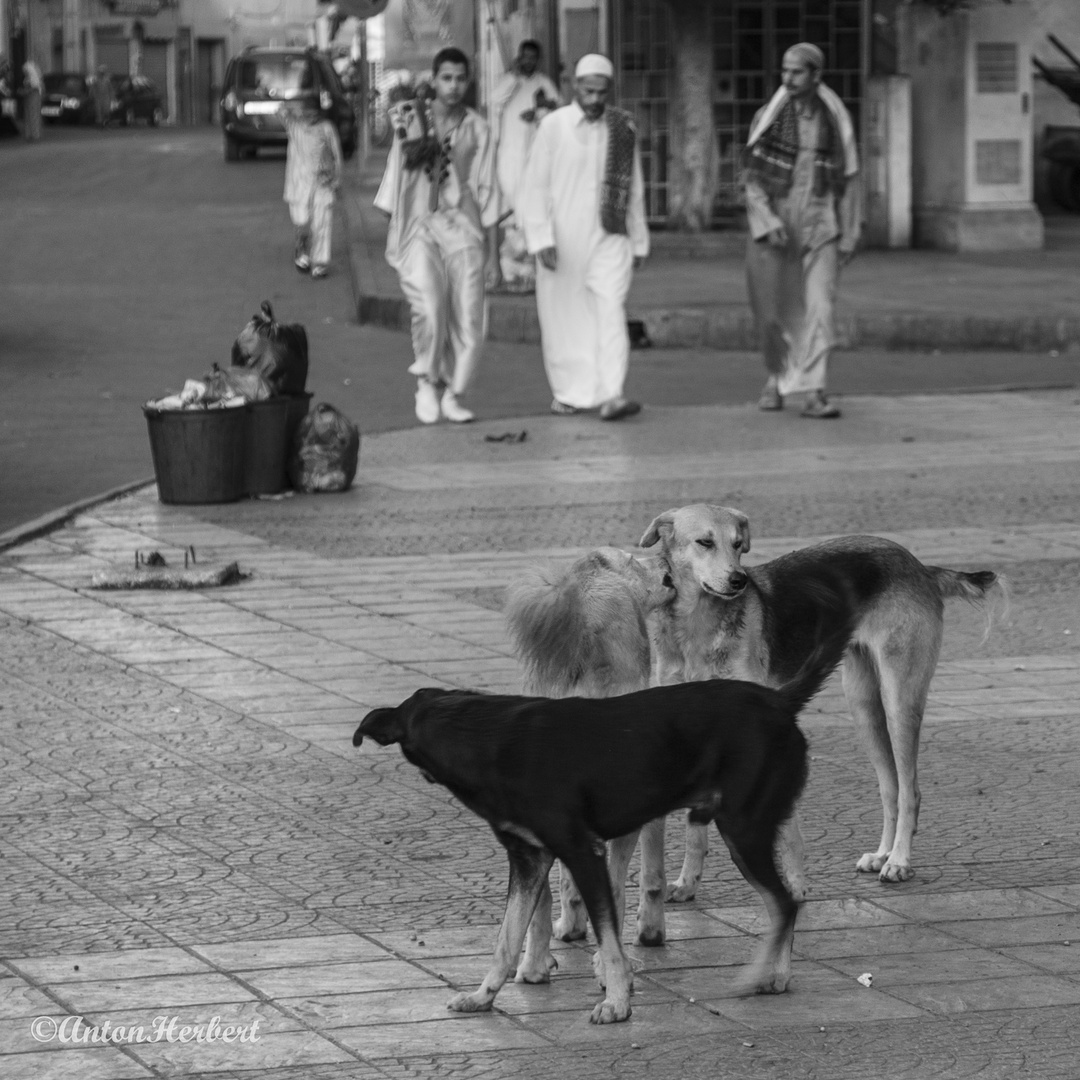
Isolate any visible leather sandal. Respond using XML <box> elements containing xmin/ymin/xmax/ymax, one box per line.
<box><xmin>801</xmin><ymin>392</ymin><xmax>841</xmax><ymax>419</ymax></box>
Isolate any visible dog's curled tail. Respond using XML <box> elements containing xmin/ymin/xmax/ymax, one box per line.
<box><xmin>505</xmin><ymin>554</ymin><xmax>650</xmax><ymax>698</ymax></box>
<box><xmin>930</xmin><ymin>566</ymin><xmax>1009</xmax><ymax>642</ymax></box>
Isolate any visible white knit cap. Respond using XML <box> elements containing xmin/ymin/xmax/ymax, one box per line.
<box><xmin>574</xmin><ymin>53</ymin><xmax>614</xmax><ymax>80</ymax></box>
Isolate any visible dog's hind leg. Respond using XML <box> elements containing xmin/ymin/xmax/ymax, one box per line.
<box><xmin>561</xmin><ymin>845</ymin><xmax>633</xmax><ymax>1023</ymax></box>
<box><xmin>448</xmin><ymin>834</ymin><xmax>554</xmax><ymax>1013</ymax></box>
<box><xmin>668</xmin><ymin>820</ymin><xmax>709</xmax><ymax>902</ymax></box>
<box><xmin>844</xmin><ymin>646</ymin><xmax>899</xmax><ymax>877</ymax></box>
<box><xmin>636</xmin><ymin>817</ymin><xmax>667</xmax><ymax>945</ymax></box>
<box><xmin>553</xmin><ymin>861</ymin><xmax>588</xmax><ymax>941</ymax></box>
<box><xmin>874</xmin><ymin>629</ymin><xmax>939</xmax><ymax>883</ymax></box>
<box><xmin>517</xmin><ymin>877</ymin><xmax>558</xmax><ymax>984</ymax></box>
<box><xmin>717</xmin><ymin>823</ymin><xmax>799</xmax><ymax>995</ymax></box>
<box><xmin>776</xmin><ymin>811</ymin><xmax>809</xmax><ymax>903</ymax></box>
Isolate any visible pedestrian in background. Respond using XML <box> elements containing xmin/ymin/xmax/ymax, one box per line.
<box><xmin>93</xmin><ymin>64</ymin><xmax>112</xmax><ymax>128</ymax></box>
<box><xmin>374</xmin><ymin>46</ymin><xmax>501</xmax><ymax>425</ymax></box>
<box><xmin>20</xmin><ymin>59</ymin><xmax>42</xmax><ymax>142</ymax></box>
<box><xmin>521</xmin><ymin>53</ymin><xmax>649</xmax><ymax>421</ymax></box>
<box><xmin>491</xmin><ymin>39</ymin><xmax>560</xmax><ymax>290</ymax></box>
<box><xmin>283</xmin><ymin>82</ymin><xmax>343</xmax><ymax>281</ymax></box>
<box><xmin>744</xmin><ymin>42</ymin><xmax>860</xmax><ymax>419</ymax></box>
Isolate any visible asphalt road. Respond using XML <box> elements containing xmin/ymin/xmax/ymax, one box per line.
<box><xmin>1</xmin><ymin>125</ymin><xmax>1075</xmax><ymax>536</ymax></box>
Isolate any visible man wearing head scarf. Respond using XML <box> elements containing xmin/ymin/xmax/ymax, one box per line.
<box><xmin>520</xmin><ymin>53</ymin><xmax>649</xmax><ymax>421</ymax></box>
<box><xmin>744</xmin><ymin>43</ymin><xmax>861</xmax><ymax>418</ymax></box>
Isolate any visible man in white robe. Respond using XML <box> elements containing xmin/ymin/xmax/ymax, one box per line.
<box><xmin>521</xmin><ymin>53</ymin><xmax>649</xmax><ymax>420</ymax></box>
<box><xmin>491</xmin><ymin>40</ymin><xmax>560</xmax><ymax>291</ymax></box>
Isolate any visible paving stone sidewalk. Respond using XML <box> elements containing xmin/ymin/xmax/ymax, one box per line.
<box><xmin>2</xmin><ymin>391</ymin><xmax>1080</xmax><ymax>1079</ymax></box>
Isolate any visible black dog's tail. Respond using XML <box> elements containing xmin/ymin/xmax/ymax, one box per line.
<box><xmin>775</xmin><ymin>625</ymin><xmax>853</xmax><ymax>719</ymax></box>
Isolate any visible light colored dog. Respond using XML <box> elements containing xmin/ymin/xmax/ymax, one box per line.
<box><xmin>639</xmin><ymin>503</ymin><xmax>1003</xmax><ymax>898</ymax></box>
<box><xmin>503</xmin><ymin>547</ymin><xmax>672</xmax><ymax>982</ymax></box>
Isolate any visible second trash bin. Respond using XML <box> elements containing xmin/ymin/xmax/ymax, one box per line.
<box><xmin>245</xmin><ymin>397</ymin><xmax>291</xmax><ymax>496</ymax></box>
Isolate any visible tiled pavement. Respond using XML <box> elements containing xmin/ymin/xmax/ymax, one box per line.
<box><xmin>2</xmin><ymin>392</ymin><xmax>1080</xmax><ymax>1079</ymax></box>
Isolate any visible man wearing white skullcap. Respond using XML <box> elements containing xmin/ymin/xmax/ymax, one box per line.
<box><xmin>744</xmin><ymin>42</ymin><xmax>861</xmax><ymax>418</ymax></box>
<box><xmin>520</xmin><ymin>52</ymin><xmax>649</xmax><ymax>420</ymax></box>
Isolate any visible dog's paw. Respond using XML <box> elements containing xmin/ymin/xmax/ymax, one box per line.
<box><xmin>855</xmin><ymin>851</ymin><xmax>888</xmax><ymax>874</ymax></box>
<box><xmin>667</xmin><ymin>878</ymin><xmax>698</xmax><ymax>903</ymax></box>
<box><xmin>514</xmin><ymin>956</ymin><xmax>556</xmax><ymax>984</ymax></box>
<box><xmin>733</xmin><ymin>969</ymin><xmax>790</xmax><ymax>997</ymax></box>
<box><xmin>878</xmin><ymin>860</ymin><xmax>915</xmax><ymax>883</ymax></box>
<box><xmin>636</xmin><ymin>924</ymin><xmax>665</xmax><ymax>948</ymax></box>
<box><xmin>553</xmin><ymin>916</ymin><xmax>588</xmax><ymax>942</ymax></box>
<box><xmin>589</xmin><ymin>997</ymin><xmax>632</xmax><ymax>1024</ymax></box>
<box><xmin>446</xmin><ymin>990</ymin><xmax>494</xmax><ymax>1013</ymax></box>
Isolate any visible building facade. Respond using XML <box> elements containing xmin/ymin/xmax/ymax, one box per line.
<box><xmin>4</xmin><ymin>0</ymin><xmax>322</xmax><ymax>125</ymax></box>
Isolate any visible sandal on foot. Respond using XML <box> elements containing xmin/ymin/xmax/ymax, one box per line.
<box><xmin>801</xmin><ymin>392</ymin><xmax>841</xmax><ymax>419</ymax></box>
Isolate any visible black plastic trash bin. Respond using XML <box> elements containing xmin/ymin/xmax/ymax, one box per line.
<box><xmin>144</xmin><ymin>404</ymin><xmax>247</xmax><ymax>505</ymax></box>
<box><xmin>245</xmin><ymin>396</ymin><xmax>291</xmax><ymax>496</ymax></box>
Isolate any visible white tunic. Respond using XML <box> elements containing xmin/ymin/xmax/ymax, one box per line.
<box><xmin>521</xmin><ymin>101</ymin><xmax>649</xmax><ymax>409</ymax></box>
<box><xmin>491</xmin><ymin>70</ymin><xmax>561</xmax><ymax>220</ymax></box>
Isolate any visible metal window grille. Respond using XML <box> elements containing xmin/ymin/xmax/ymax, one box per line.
<box><xmin>613</xmin><ymin>0</ymin><xmax>864</xmax><ymax>227</ymax></box>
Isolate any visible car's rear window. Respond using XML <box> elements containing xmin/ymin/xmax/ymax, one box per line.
<box><xmin>237</xmin><ymin>56</ymin><xmax>313</xmax><ymax>98</ymax></box>
<box><xmin>44</xmin><ymin>75</ymin><xmax>86</xmax><ymax>95</ymax></box>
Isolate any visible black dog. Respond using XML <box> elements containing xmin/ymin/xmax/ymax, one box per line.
<box><xmin>354</xmin><ymin>638</ymin><xmax>847</xmax><ymax>1024</ymax></box>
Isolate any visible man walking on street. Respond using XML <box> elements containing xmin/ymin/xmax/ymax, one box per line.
<box><xmin>744</xmin><ymin>42</ymin><xmax>860</xmax><ymax>419</ymax></box>
<box><xmin>491</xmin><ymin>40</ymin><xmax>560</xmax><ymax>289</ymax></box>
<box><xmin>521</xmin><ymin>53</ymin><xmax>649</xmax><ymax>421</ymax></box>
<box><xmin>374</xmin><ymin>47</ymin><xmax>501</xmax><ymax>425</ymax></box>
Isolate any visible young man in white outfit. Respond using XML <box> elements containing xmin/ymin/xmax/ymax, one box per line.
<box><xmin>375</xmin><ymin>47</ymin><xmax>501</xmax><ymax>424</ymax></box>
<box><xmin>521</xmin><ymin>53</ymin><xmax>649</xmax><ymax>421</ymax></box>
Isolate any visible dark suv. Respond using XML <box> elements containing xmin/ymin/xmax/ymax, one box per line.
<box><xmin>220</xmin><ymin>47</ymin><xmax>357</xmax><ymax>162</ymax></box>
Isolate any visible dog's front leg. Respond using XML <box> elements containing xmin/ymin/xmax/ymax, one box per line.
<box><xmin>553</xmin><ymin>860</ymin><xmax>588</xmax><ymax>941</ymax></box>
<box><xmin>669</xmin><ymin>819</ymin><xmax>709</xmax><ymax>902</ymax></box>
<box><xmin>636</xmin><ymin>817</ymin><xmax>667</xmax><ymax>945</ymax></box>
<box><xmin>448</xmin><ymin>836</ymin><xmax>554</xmax><ymax>1013</ymax></box>
<box><xmin>563</xmin><ymin>845</ymin><xmax>633</xmax><ymax>1024</ymax></box>
<box><xmin>516</xmin><ymin>876</ymin><xmax>557</xmax><ymax>984</ymax></box>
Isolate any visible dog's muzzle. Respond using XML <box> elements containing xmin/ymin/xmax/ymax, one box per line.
<box><xmin>702</xmin><ymin>572</ymin><xmax>747</xmax><ymax>599</ymax></box>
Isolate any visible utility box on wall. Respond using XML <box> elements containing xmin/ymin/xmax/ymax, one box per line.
<box><xmin>864</xmin><ymin>75</ymin><xmax>912</xmax><ymax>248</ymax></box>
<box><xmin>901</xmin><ymin>0</ymin><xmax>1043</xmax><ymax>251</ymax></box>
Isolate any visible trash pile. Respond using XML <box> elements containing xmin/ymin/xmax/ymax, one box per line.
<box><xmin>143</xmin><ymin>301</ymin><xmax>360</xmax><ymax>505</ymax></box>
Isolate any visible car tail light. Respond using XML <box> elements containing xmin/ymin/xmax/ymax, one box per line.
<box><xmin>223</xmin><ymin>90</ymin><xmax>238</xmax><ymax>113</ymax></box>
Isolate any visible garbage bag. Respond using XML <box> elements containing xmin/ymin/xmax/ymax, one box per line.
<box><xmin>203</xmin><ymin>364</ymin><xmax>274</xmax><ymax>402</ymax></box>
<box><xmin>288</xmin><ymin>403</ymin><xmax>360</xmax><ymax>493</ymax></box>
<box><xmin>232</xmin><ymin>300</ymin><xmax>309</xmax><ymax>396</ymax></box>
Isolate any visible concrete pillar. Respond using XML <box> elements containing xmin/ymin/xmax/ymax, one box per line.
<box><xmin>864</xmin><ymin>75</ymin><xmax>912</xmax><ymax>248</ymax></box>
<box><xmin>900</xmin><ymin>0</ymin><xmax>1044</xmax><ymax>251</ymax></box>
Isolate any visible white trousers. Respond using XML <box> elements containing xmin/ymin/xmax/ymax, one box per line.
<box><xmin>395</xmin><ymin>216</ymin><xmax>486</xmax><ymax>395</ymax></box>
<box><xmin>746</xmin><ymin>236</ymin><xmax>838</xmax><ymax>397</ymax></box>
<box><xmin>289</xmin><ymin>186</ymin><xmax>335</xmax><ymax>266</ymax></box>
<box><xmin>535</xmin><ymin>233</ymin><xmax>633</xmax><ymax>409</ymax></box>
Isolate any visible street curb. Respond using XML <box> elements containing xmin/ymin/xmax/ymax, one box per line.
<box><xmin>339</xmin><ymin>158</ymin><xmax>1080</xmax><ymax>354</ymax></box>
<box><xmin>0</xmin><ymin>477</ymin><xmax>156</xmax><ymax>554</ymax></box>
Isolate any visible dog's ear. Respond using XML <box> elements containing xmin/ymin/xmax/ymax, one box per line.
<box><xmin>354</xmin><ymin>706</ymin><xmax>404</xmax><ymax>747</ymax></box>
<box><xmin>640</xmin><ymin>509</ymin><xmax>678</xmax><ymax>549</ymax></box>
<box><xmin>734</xmin><ymin>510</ymin><xmax>751</xmax><ymax>554</ymax></box>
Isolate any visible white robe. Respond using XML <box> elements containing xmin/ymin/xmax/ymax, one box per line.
<box><xmin>521</xmin><ymin>101</ymin><xmax>649</xmax><ymax>410</ymax></box>
<box><xmin>492</xmin><ymin>70</ymin><xmax>561</xmax><ymax>220</ymax></box>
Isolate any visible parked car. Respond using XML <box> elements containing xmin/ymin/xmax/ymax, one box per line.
<box><xmin>220</xmin><ymin>47</ymin><xmax>357</xmax><ymax>163</ymax></box>
<box><xmin>110</xmin><ymin>75</ymin><xmax>164</xmax><ymax>126</ymax></box>
<box><xmin>40</xmin><ymin>73</ymin><xmax>96</xmax><ymax>124</ymax></box>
